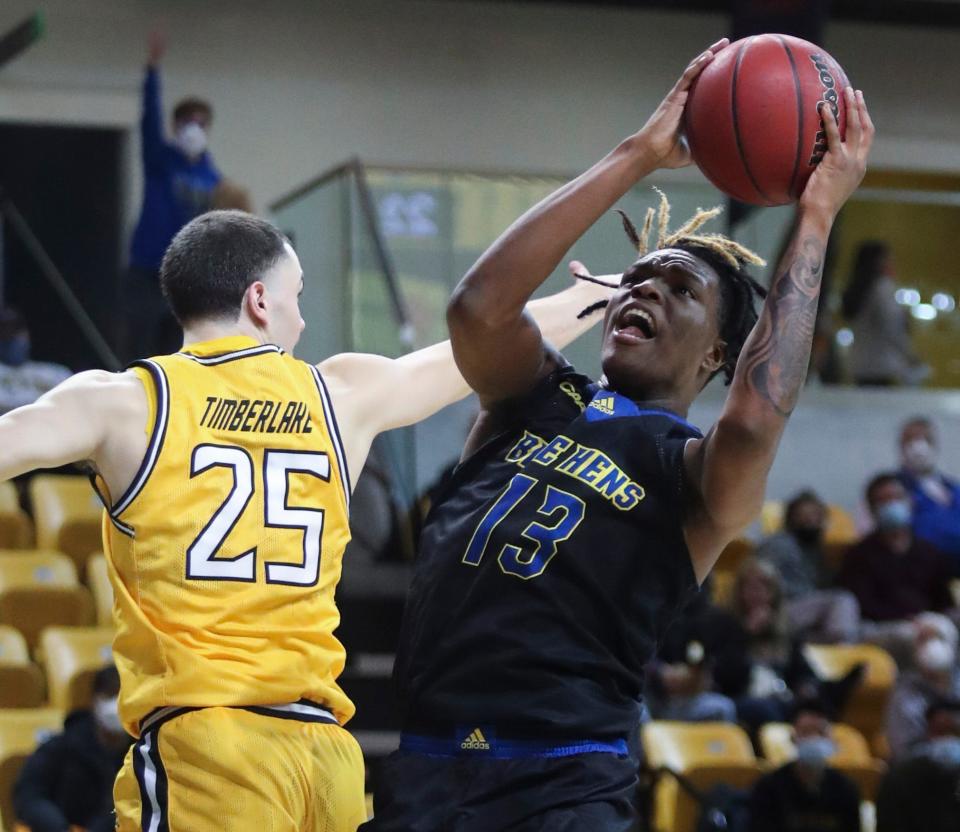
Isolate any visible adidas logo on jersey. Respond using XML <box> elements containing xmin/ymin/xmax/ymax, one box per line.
<box><xmin>590</xmin><ymin>396</ymin><xmax>615</xmax><ymax>415</ymax></box>
<box><xmin>460</xmin><ymin>728</ymin><xmax>491</xmax><ymax>751</ymax></box>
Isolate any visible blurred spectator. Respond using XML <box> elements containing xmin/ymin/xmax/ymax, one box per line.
<box><xmin>0</xmin><ymin>306</ymin><xmax>70</xmax><ymax>415</ymax></box>
<box><xmin>211</xmin><ymin>179</ymin><xmax>253</xmax><ymax>213</ymax></box>
<box><xmin>876</xmin><ymin>697</ymin><xmax>960</xmax><ymax>832</ymax></box>
<box><xmin>13</xmin><ymin>665</ymin><xmax>130</xmax><ymax>832</ymax></box>
<box><xmin>898</xmin><ymin>417</ymin><xmax>960</xmax><ymax>574</ymax></box>
<box><xmin>124</xmin><ymin>30</ymin><xmax>221</xmax><ymax>361</ymax></box>
<box><xmin>646</xmin><ymin>592</ymin><xmax>737</xmax><ymax>723</ymax></box>
<box><xmin>841</xmin><ymin>241</ymin><xmax>927</xmax><ymax>387</ymax></box>
<box><xmin>748</xmin><ymin>698</ymin><xmax>861</xmax><ymax>832</ymax></box>
<box><xmin>885</xmin><ymin>613</ymin><xmax>960</xmax><ymax>760</ymax></box>
<box><xmin>908</xmin><ymin>699</ymin><xmax>960</xmax><ymax>765</ymax></box>
<box><xmin>839</xmin><ymin>473</ymin><xmax>956</xmax><ymax>664</ymax></box>
<box><xmin>668</xmin><ymin>559</ymin><xmax>863</xmax><ymax>733</ymax></box>
<box><xmin>756</xmin><ymin>490</ymin><xmax>860</xmax><ymax>643</ymax></box>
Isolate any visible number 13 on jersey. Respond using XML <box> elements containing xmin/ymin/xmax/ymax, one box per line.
<box><xmin>462</xmin><ymin>473</ymin><xmax>585</xmax><ymax>580</ymax></box>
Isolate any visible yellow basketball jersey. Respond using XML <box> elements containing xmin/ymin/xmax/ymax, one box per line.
<box><xmin>95</xmin><ymin>336</ymin><xmax>354</xmax><ymax>736</ymax></box>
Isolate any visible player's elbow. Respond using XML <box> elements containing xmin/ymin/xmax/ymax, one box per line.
<box><xmin>447</xmin><ymin>279</ymin><xmax>522</xmax><ymax>336</ymax></box>
<box><xmin>714</xmin><ymin>407</ymin><xmax>783</xmax><ymax>455</ymax></box>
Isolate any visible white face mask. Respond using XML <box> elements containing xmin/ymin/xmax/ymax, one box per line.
<box><xmin>903</xmin><ymin>438</ymin><xmax>937</xmax><ymax>474</ymax></box>
<box><xmin>918</xmin><ymin>637</ymin><xmax>957</xmax><ymax>673</ymax></box>
<box><xmin>93</xmin><ymin>696</ymin><xmax>124</xmax><ymax>735</ymax></box>
<box><xmin>795</xmin><ymin>736</ymin><xmax>835</xmax><ymax>770</ymax></box>
<box><xmin>175</xmin><ymin>122</ymin><xmax>208</xmax><ymax>158</ymax></box>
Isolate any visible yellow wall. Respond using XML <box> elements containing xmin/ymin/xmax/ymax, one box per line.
<box><xmin>832</xmin><ymin>176</ymin><xmax>960</xmax><ymax>387</ymax></box>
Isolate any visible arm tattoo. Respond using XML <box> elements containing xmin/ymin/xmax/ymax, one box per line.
<box><xmin>740</xmin><ymin>235</ymin><xmax>824</xmax><ymax>417</ymax></box>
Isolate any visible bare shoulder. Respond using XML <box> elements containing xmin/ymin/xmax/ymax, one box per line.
<box><xmin>316</xmin><ymin>353</ymin><xmax>392</xmax><ymax>390</ymax></box>
<box><xmin>58</xmin><ymin>369</ymin><xmax>146</xmax><ymax>411</ymax></box>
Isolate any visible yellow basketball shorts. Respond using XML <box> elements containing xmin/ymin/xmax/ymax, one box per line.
<box><xmin>114</xmin><ymin>702</ymin><xmax>366</xmax><ymax>832</ymax></box>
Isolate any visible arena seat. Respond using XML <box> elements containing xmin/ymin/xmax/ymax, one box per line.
<box><xmin>803</xmin><ymin>644</ymin><xmax>897</xmax><ymax>757</ymax></box>
<box><xmin>642</xmin><ymin>721</ymin><xmax>762</xmax><ymax>832</ymax></box>
<box><xmin>0</xmin><ymin>552</ymin><xmax>93</xmax><ymax>651</ymax></box>
<box><xmin>28</xmin><ymin>475</ymin><xmax>103</xmax><ymax>577</ymax></box>
<box><xmin>0</xmin><ymin>708</ymin><xmax>63</xmax><ymax>830</ymax></box>
<box><xmin>85</xmin><ymin>554</ymin><xmax>113</xmax><ymax>627</ymax></box>
<box><xmin>759</xmin><ymin>721</ymin><xmax>886</xmax><ymax>801</ymax></box>
<box><xmin>0</xmin><ymin>628</ymin><xmax>43</xmax><ymax>708</ymax></box>
<box><xmin>0</xmin><ymin>484</ymin><xmax>32</xmax><ymax>551</ymax></box>
<box><xmin>760</xmin><ymin>500</ymin><xmax>784</xmax><ymax>535</ymax></box>
<box><xmin>38</xmin><ymin>627</ymin><xmax>114</xmax><ymax>713</ymax></box>
<box><xmin>824</xmin><ymin>504</ymin><xmax>857</xmax><ymax>544</ymax></box>
<box><xmin>712</xmin><ymin>537</ymin><xmax>754</xmax><ymax>576</ymax></box>
<box><xmin>708</xmin><ymin>569</ymin><xmax>735</xmax><ymax>609</ymax></box>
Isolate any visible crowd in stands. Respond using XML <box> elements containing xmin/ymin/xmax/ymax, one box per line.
<box><xmin>5</xmin><ymin>415</ymin><xmax>957</xmax><ymax>830</ymax></box>
<box><xmin>13</xmin><ymin>666</ymin><xmax>129</xmax><ymax>832</ymax></box>
<box><xmin>642</xmin><ymin>414</ymin><xmax>960</xmax><ymax>830</ymax></box>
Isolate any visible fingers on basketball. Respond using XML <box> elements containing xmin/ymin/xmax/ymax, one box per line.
<box><xmin>819</xmin><ymin>95</ymin><xmax>843</xmax><ymax>153</ymax></box>
<box><xmin>857</xmin><ymin>91</ymin><xmax>875</xmax><ymax>156</ymax></box>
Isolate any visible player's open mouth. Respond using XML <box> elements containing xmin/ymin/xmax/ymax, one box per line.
<box><xmin>614</xmin><ymin>306</ymin><xmax>657</xmax><ymax>344</ymax></box>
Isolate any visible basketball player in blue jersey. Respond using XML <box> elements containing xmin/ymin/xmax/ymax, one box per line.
<box><xmin>0</xmin><ymin>210</ymin><xmax>610</xmax><ymax>831</ymax></box>
<box><xmin>367</xmin><ymin>41</ymin><xmax>873</xmax><ymax>830</ymax></box>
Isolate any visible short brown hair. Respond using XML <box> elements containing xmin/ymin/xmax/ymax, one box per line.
<box><xmin>173</xmin><ymin>96</ymin><xmax>213</xmax><ymax>125</ymax></box>
<box><xmin>160</xmin><ymin>211</ymin><xmax>289</xmax><ymax>326</ymax></box>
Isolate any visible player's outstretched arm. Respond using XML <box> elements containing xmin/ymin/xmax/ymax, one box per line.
<box><xmin>683</xmin><ymin>88</ymin><xmax>873</xmax><ymax>583</ymax></box>
<box><xmin>319</xmin><ymin>277</ymin><xmax>613</xmax><ymax>481</ymax></box>
<box><xmin>446</xmin><ymin>40</ymin><xmax>729</xmax><ymax>408</ymax></box>
<box><xmin>0</xmin><ymin>371</ymin><xmax>121</xmax><ymax>481</ymax></box>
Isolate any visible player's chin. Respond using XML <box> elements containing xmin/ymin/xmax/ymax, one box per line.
<box><xmin>601</xmin><ymin>347</ymin><xmax>657</xmax><ymax>395</ymax></box>
<box><xmin>602</xmin><ymin>330</ymin><xmax>655</xmax><ymax>364</ymax></box>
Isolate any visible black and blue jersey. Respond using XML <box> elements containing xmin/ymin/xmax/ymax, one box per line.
<box><xmin>394</xmin><ymin>365</ymin><xmax>702</xmax><ymax>743</ymax></box>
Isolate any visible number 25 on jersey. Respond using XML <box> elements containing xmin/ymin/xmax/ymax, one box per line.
<box><xmin>187</xmin><ymin>444</ymin><xmax>329</xmax><ymax>586</ymax></box>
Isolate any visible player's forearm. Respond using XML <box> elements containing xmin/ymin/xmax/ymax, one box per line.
<box><xmin>526</xmin><ymin>280</ymin><xmax>613</xmax><ymax>349</ymax></box>
<box><xmin>379</xmin><ymin>283</ymin><xmax>609</xmax><ymax>429</ymax></box>
<box><xmin>727</xmin><ymin>208</ymin><xmax>832</xmax><ymax>432</ymax></box>
<box><xmin>449</xmin><ymin>136</ymin><xmax>658</xmax><ymax>328</ymax></box>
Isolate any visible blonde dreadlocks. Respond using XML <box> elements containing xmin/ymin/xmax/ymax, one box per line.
<box><xmin>576</xmin><ymin>189</ymin><xmax>769</xmax><ymax>385</ymax></box>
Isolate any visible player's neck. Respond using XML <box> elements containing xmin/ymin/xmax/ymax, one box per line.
<box><xmin>180</xmin><ymin>318</ymin><xmax>269</xmax><ymax>350</ymax></box>
<box><xmin>602</xmin><ymin>379</ymin><xmax>693</xmax><ymax>418</ymax></box>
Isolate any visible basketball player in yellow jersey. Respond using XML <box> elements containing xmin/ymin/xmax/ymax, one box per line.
<box><xmin>0</xmin><ymin>210</ymin><xmax>609</xmax><ymax>831</ymax></box>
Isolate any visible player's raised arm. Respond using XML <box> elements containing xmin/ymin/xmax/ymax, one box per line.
<box><xmin>0</xmin><ymin>371</ymin><xmax>139</xmax><ymax>483</ymax></box>
<box><xmin>319</xmin><ymin>275</ymin><xmax>614</xmax><ymax>480</ymax></box>
<box><xmin>446</xmin><ymin>40</ymin><xmax>729</xmax><ymax>407</ymax></box>
<box><xmin>683</xmin><ymin>88</ymin><xmax>873</xmax><ymax>582</ymax></box>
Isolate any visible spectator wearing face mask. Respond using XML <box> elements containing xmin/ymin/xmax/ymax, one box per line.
<box><xmin>748</xmin><ymin>698</ymin><xmax>861</xmax><ymax>832</ymax></box>
<box><xmin>898</xmin><ymin>417</ymin><xmax>960</xmax><ymax>576</ymax></box>
<box><xmin>13</xmin><ymin>665</ymin><xmax>131</xmax><ymax>832</ymax></box>
<box><xmin>124</xmin><ymin>29</ymin><xmax>221</xmax><ymax>361</ymax></box>
<box><xmin>908</xmin><ymin>699</ymin><xmax>960</xmax><ymax>766</ymax></box>
<box><xmin>756</xmin><ymin>490</ymin><xmax>861</xmax><ymax>643</ymax></box>
<box><xmin>0</xmin><ymin>306</ymin><xmax>71</xmax><ymax>416</ymax></box>
<box><xmin>838</xmin><ymin>473</ymin><xmax>956</xmax><ymax>665</ymax></box>
<box><xmin>885</xmin><ymin>613</ymin><xmax>960</xmax><ymax>760</ymax></box>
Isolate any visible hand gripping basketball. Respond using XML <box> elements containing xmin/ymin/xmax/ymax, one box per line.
<box><xmin>799</xmin><ymin>87</ymin><xmax>874</xmax><ymax>219</ymax></box>
<box><xmin>637</xmin><ymin>39</ymin><xmax>730</xmax><ymax>170</ymax></box>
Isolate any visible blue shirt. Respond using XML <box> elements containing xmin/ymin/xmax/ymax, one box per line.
<box><xmin>129</xmin><ymin>67</ymin><xmax>221</xmax><ymax>271</ymax></box>
<box><xmin>900</xmin><ymin>468</ymin><xmax>960</xmax><ymax>574</ymax></box>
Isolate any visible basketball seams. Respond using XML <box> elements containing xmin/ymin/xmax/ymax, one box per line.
<box><xmin>731</xmin><ymin>37</ymin><xmax>771</xmax><ymax>205</ymax></box>
<box><xmin>777</xmin><ymin>36</ymin><xmax>805</xmax><ymax>201</ymax></box>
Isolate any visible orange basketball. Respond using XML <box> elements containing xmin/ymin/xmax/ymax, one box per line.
<box><xmin>684</xmin><ymin>34</ymin><xmax>849</xmax><ymax>206</ymax></box>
